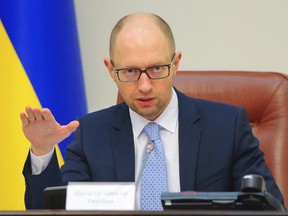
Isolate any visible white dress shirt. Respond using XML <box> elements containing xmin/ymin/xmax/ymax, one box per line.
<box><xmin>30</xmin><ymin>147</ymin><xmax>54</xmax><ymax>175</ymax></box>
<box><xmin>130</xmin><ymin>89</ymin><xmax>180</xmax><ymax>209</ymax></box>
<box><xmin>30</xmin><ymin>89</ymin><xmax>180</xmax><ymax>210</ymax></box>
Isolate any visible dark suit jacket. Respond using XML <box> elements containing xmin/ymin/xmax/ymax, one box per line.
<box><xmin>23</xmin><ymin>89</ymin><xmax>284</xmax><ymax>209</ymax></box>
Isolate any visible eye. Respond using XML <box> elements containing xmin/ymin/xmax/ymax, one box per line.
<box><xmin>152</xmin><ymin>66</ymin><xmax>163</xmax><ymax>72</ymax></box>
<box><xmin>127</xmin><ymin>69</ymin><xmax>135</xmax><ymax>74</ymax></box>
<box><xmin>121</xmin><ymin>69</ymin><xmax>137</xmax><ymax>74</ymax></box>
<box><xmin>120</xmin><ymin>69</ymin><xmax>140</xmax><ymax>80</ymax></box>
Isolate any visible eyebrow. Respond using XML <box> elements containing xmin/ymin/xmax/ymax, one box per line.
<box><xmin>111</xmin><ymin>58</ymin><xmax>172</xmax><ymax>70</ymax></box>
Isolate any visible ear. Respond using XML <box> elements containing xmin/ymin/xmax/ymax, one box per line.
<box><xmin>172</xmin><ymin>51</ymin><xmax>182</xmax><ymax>75</ymax></box>
<box><xmin>104</xmin><ymin>58</ymin><xmax>117</xmax><ymax>81</ymax></box>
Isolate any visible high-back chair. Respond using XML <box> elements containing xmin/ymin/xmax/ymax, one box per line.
<box><xmin>117</xmin><ymin>71</ymin><xmax>288</xmax><ymax>207</ymax></box>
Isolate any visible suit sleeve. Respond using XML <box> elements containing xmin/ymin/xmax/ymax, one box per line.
<box><xmin>60</xmin><ymin>118</ymin><xmax>93</xmax><ymax>183</ymax></box>
<box><xmin>22</xmin><ymin>150</ymin><xmax>63</xmax><ymax>209</ymax></box>
<box><xmin>232</xmin><ymin>108</ymin><xmax>284</xmax><ymax>205</ymax></box>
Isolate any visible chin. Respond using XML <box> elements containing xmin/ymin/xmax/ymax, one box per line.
<box><xmin>137</xmin><ymin>108</ymin><xmax>160</xmax><ymax>121</ymax></box>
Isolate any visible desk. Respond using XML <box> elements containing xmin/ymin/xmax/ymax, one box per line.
<box><xmin>0</xmin><ymin>210</ymin><xmax>287</xmax><ymax>216</ymax></box>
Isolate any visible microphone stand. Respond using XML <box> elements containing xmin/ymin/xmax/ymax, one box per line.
<box><xmin>135</xmin><ymin>141</ymin><xmax>154</xmax><ymax>191</ymax></box>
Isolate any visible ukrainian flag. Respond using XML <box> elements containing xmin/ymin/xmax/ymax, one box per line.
<box><xmin>0</xmin><ymin>1</ymin><xmax>87</xmax><ymax>210</ymax></box>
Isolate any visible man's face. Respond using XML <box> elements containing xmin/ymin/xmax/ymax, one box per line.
<box><xmin>106</xmin><ymin>23</ymin><xmax>180</xmax><ymax>121</ymax></box>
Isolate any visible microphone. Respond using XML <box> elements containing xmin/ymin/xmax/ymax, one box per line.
<box><xmin>135</xmin><ymin>141</ymin><xmax>154</xmax><ymax>190</ymax></box>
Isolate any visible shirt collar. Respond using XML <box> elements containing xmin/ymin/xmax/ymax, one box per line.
<box><xmin>129</xmin><ymin>89</ymin><xmax>179</xmax><ymax>138</ymax></box>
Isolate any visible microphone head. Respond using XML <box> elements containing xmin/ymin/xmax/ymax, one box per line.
<box><xmin>145</xmin><ymin>141</ymin><xmax>154</xmax><ymax>153</ymax></box>
<box><xmin>241</xmin><ymin>174</ymin><xmax>266</xmax><ymax>192</ymax></box>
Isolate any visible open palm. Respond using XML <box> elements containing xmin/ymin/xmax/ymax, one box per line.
<box><xmin>20</xmin><ymin>106</ymin><xmax>79</xmax><ymax>156</ymax></box>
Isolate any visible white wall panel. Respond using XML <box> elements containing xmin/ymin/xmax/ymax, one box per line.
<box><xmin>74</xmin><ymin>0</ymin><xmax>288</xmax><ymax>112</ymax></box>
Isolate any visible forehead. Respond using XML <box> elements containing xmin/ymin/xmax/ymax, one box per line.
<box><xmin>113</xmin><ymin>24</ymin><xmax>171</xmax><ymax>66</ymax></box>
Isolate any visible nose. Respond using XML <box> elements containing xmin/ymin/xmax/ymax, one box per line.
<box><xmin>137</xmin><ymin>72</ymin><xmax>152</xmax><ymax>93</ymax></box>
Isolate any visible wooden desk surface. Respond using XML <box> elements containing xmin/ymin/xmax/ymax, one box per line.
<box><xmin>0</xmin><ymin>210</ymin><xmax>287</xmax><ymax>216</ymax></box>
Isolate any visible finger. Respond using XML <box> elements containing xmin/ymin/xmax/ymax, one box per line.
<box><xmin>26</xmin><ymin>106</ymin><xmax>36</xmax><ymax>122</ymax></box>
<box><xmin>33</xmin><ymin>108</ymin><xmax>44</xmax><ymax>121</ymax></box>
<box><xmin>25</xmin><ymin>106</ymin><xmax>32</xmax><ymax>114</ymax></box>
<box><xmin>41</xmin><ymin>108</ymin><xmax>55</xmax><ymax>122</ymax></box>
<box><xmin>25</xmin><ymin>106</ymin><xmax>31</xmax><ymax>112</ymax></box>
<box><xmin>20</xmin><ymin>112</ymin><xmax>30</xmax><ymax>127</ymax></box>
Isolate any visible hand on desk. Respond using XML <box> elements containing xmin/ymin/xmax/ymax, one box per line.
<box><xmin>20</xmin><ymin>106</ymin><xmax>79</xmax><ymax>156</ymax></box>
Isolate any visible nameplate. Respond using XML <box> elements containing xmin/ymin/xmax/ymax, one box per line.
<box><xmin>66</xmin><ymin>182</ymin><xmax>135</xmax><ymax>210</ymax></box>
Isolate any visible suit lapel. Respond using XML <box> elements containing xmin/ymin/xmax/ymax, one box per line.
<box><xmin>110</xmin><ymin>103</ymin><xmax>135</xmax><ymax>182</ymax></box>
<box><xmin>108</xmin><ymin>91</ymin><xmax>202</xmax><ymax>188</ymax></box>
<box><xmin>176</xmin><ymin>90</ymin><xmax>202</xmax><ymax>191</ymax></box>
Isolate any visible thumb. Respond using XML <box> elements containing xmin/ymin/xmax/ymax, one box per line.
<box><xmin>67</xmin><ymin>120</ymin><xmax>79</xmax><ymax>133</ymax></box>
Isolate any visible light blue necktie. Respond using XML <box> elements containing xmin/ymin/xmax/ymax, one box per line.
<box><xmin>140</xmin><ymin>122</ymin><xmax>168</xmax><ymax>211</ymax></box>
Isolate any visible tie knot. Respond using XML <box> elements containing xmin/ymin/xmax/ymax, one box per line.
<box><xmin>143</xmin><ymin>122</ymin><xmax>161</xmax><ymax>141</ymax></box>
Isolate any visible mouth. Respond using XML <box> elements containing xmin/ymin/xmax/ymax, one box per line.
<box><xmin>137</xmin><ymin>97</ymin><xmax>155</xmax><ymax>106</ymax></box>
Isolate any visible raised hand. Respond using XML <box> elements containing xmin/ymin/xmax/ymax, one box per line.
<box><xmin>20</xmin><ymin>106</ymin><xmax>79</xmax><ymax>156</ymax></box>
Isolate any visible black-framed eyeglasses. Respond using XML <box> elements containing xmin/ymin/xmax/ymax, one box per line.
<box><xmin>110</xmin><ymin>53</ymin><xmax>176</xmax><ymax>82</ymax></box>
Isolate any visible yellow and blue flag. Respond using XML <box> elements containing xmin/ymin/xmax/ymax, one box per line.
<box><xmin>0</xmin><ymin>1</ymin><xmax>87</xmax><ymax>210</ymax></box>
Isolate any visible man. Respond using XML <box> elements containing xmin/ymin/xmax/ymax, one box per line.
<box><xmin>21</xmin><ymin>12</ymin><xmax>284</xmax><ymax>210</ymax></box>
